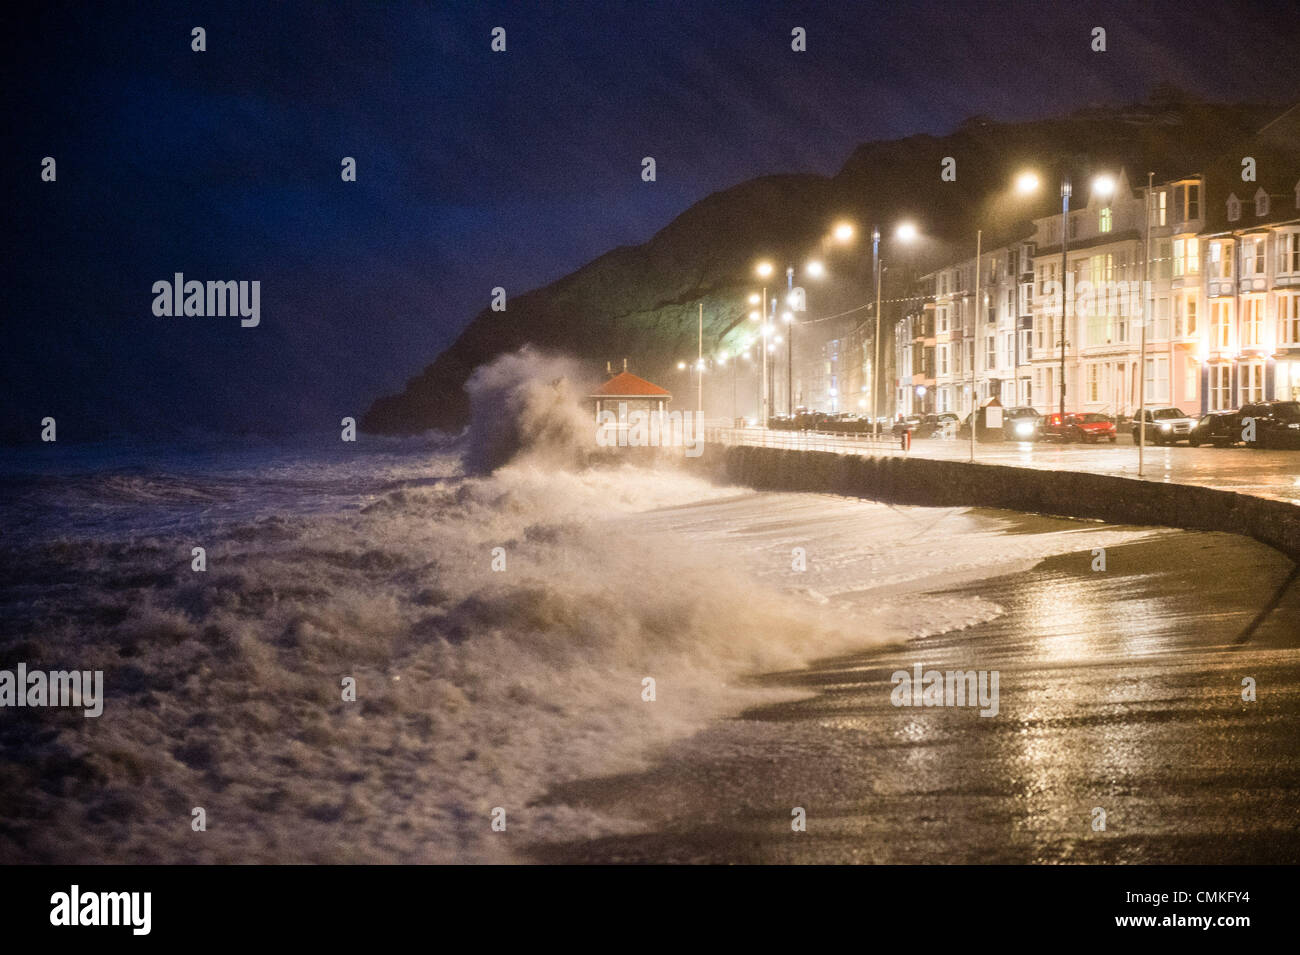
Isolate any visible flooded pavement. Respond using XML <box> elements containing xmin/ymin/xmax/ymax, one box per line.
<box><xmin>527</xmin><ymin>526</ymin><xmax>1300</xmax><ymax>864</ymax></box>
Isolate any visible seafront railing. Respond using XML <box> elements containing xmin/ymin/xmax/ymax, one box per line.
<box><xmin>704</xmin><ymin>427</ymin><xmax>912</xmax><ymax>455</ymax></box>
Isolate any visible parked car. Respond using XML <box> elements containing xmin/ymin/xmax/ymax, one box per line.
<box><xmin>1131</xmin><ymin>407</ymin><xmax>1198</xmax><ymax>445</ymax></box>
<box><xmin>1002</xmin><ymin>406</ymin><xmax>1041</xmax><ymax>440</ymax></box>
<box><xmin>891</xmin><ymin>414</ymin><xmax>923</xmax><ymax>437</ymax></box>
<box><xmin>1188</xmin><ymin>409</ymin><xmax>1241</xmax><ymax>447</ymax></box>
<box><xmin>1239</xmin><ymin>400</ymin><xmax>1300</xmax><ymax>450</ymax></box>
<box><xmin>1038</xmin><ymin>412</ymin><xmax>1117</xmax><ymax>443</ymax></box>
<box><xmin>916</xmin><ymin>413</ymin><xmax>958</xmax><ymax>438</ymax></box>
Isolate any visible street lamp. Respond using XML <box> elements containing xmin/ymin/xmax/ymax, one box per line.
<box><xmin>1018</xmin><ymin>170</ymin><xmax>1114</xmax><ymax>419</ymax></box>
<box><xmin>754</xmin><ymin>262</ymin><xmax>775</xmax><ymax>426</ymax></box>
<box><xmin>871</xmin><ymin>222</ymin><xmax>919</xmax><ymax>436</ymax></box>
<box><xmin>833</xmin><ymin>222</ymin><xmax>855</xmax><ymax>243</ymax></box>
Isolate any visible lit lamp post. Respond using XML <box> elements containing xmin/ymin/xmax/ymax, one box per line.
<box><xmin>871</xmin><ymin>222</ymin><xmax>919</xmax><ymax>436</ymax></box>
<box><xmin>755</xmin><ymin>261</ymin><xmax>775</xmax><ymax>427</ymax></box>
<box><xmin>1016</xmin><ymin>170</ymin><xmax>1115</xmax><ymax>420</ymax></box>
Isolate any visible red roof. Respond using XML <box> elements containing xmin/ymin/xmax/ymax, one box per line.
<box><xmin>588</xmin><ymin>372</ymin><xmax>672</xmax><ymax>398</ymax></box>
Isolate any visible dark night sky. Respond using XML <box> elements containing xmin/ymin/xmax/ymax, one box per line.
<box><xmin>6</xmin><ymin>0</ymin><xmax>1299</xmax><ymax>440</ymax></box>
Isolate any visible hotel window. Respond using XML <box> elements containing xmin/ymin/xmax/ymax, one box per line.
<box><xmin>1211</xmin><ymin>300</ymin><xmax>1233</xmax><ymax>349</ymax></box>
<box><xmin>1209</xmin><ymin>240</ymin><xmax>1232</xmax><ymax>279</ymax></box>
<box><xmin>1240</xmin><ymin>362</ymin><xmax>1265</xmax><ymax>404</ymax></box>
<box><xmin>1173</xmin><ymin>238</ymin><xmax>1199</xmax><ymax>277</ymax></box>
<box><xmin>937</xmin><ymin>306</ymin><xmax>949</xmax><ymax>333</ymax></box>
<box><xmin>1087</xmin><ymin>364</ymin><xmax>1100</xmax><ymax>402</ymax></box>
<box><xmin>1151</xmin><ymin>190</ymin><xmax>1167</xmax><ymax>227</ymax></box>
<box><xmin>1099</xmin><ymin>208</ymin><xmax>1112</xmax><ymax>233</ymax></box>
<box><xmin>1174</xmin><ymin>182</ymin><xmax>1200</xmax><ymax>221</ymax></box>
<box><xmin>1211</xmin><ymin>365</ymin><xmax>1232</xmax><ymax>410</ymax></box>
<box><xmin>1184</xmin><ymin>294</ymin><xmax>1198</xmax><ymax>336</ymax></box>
<box><xmin>1281</xmin><ymin>295</ymin><xmax>1300</xmax><ymax>344</ymax></box>
<box><xmin>986</xmin><ymin>334</ymin><xmax>996</xmax><ymax>368</ymax></box>
<box><xmin>1255</xmin><ymin>191</ymin><xmax>1269</xmax><ymax>217</ymax></box>
<box><xmin>1241</xmin><ymin>297</ymin><xmax>1265</xmax><ymax>347</ymax></box>
<box><xmin>1244</xmin><ymin>235</ymin><xmax>1266</xmax><ymax>276</ymax></box>
<box><xmin>1021</xmin><ymin>328</ymin><xmax>1033</xmax><ymax>361</ymax></box>
<box><xmin>1144</xmin><ymin>356</ymin><xmax>1170</xmax><ymax>404</ymax></box>
<box><xmin>1155</xmin><ymin>297</ymin><xmax>1171</xmax><ymax>340</ymax></box>
<box><xmin>1227</xmin><ymin>195</ymin><xmax>1241</xmax><ymax>222</ymax></box>
<box><xmin>937</xmin><ymin>344</ymin><xmax>949</xmax><ymax>376</ymax></box>
<box><xmin>1157</xmin><ymin>239</ymin><xmax>1172</xmax><ymax>280</ymax></box>
<box><xmin>1279</xmin><ymin>233</ymin><xmax>1300</xmax><ymax>274</ymax></box>
<box><xmin>1185</xmin><ymin>361</ymin><xmax>1197</xmax><ymax>401</ymax></box>
<box><xmin>1069</xmin><ymin>216</ymin><xmax>1078</xmax><ymax>239</ymax></box>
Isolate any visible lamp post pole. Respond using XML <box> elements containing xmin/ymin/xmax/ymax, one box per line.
<box><xmin>697</xmin><ymin>303</ymin><xmax>703</xmax><ymax>417</ymax></box>
<box><xmin>761</xmin><ymin>287</ymin><xmax>769</xmax><ymax>428</ymax></box>
<box><xmin>786</xmin><ymin>266</ymin><xmax>795</xmax><ymax>417</ymax></box>
<box><xmin>873</xmin><ymin>227</ymin><xmax>883</xmax><ymax>437</ymax></box>
<box><xmin>971</xmin><ymin>228</ymin><xmax>981</xmax><ymax>462</ymax></box>
<box><xmin>1059</xmin><ymin>178</ymin><xmax>1071</xmax><ymax>420</ymax></box>
<box><xmin>1139</xmin><ymin>172</ymin><xmax>1153</xmax><ymax>477</ymax></box>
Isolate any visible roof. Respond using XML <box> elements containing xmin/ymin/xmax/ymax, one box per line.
<box><xmin>588</xmin><ymin>372</ymin><xmax>672</xmax><ymax>399</ymax></box>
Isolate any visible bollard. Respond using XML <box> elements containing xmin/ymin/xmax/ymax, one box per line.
<box><xmin>901</xmin><ymin>428</ymin><xmax>911</xmax><ymax>452</ymax></box>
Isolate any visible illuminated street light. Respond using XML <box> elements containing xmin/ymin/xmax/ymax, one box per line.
<box><xmin>748</xmin><ymin>293</ymin><xmax>760</xmax><ymax>305</ymax></box>
<box><xmin>895</xmin><ymin>221</ymin><xmax>919</xmax><ymax>243</ymax></box>
<box><xmin>781</xmin><ymin>311</ymin><xmax>793</xmax><ymax>323</ymax></box>
<box><xmin>756</xmin><ymin>261</ymin><xmax>773</xmax><ymax>278</ymax></box>
<box><xmin>1093</xmin><ymin>174</ymin><xmax>1115</xmax><ymax>198</ymax></box>
<box><xmin>833</xmin><ymin>222</ymin><xmax>854</xmax><ymax>243</ymax></box>
<box><xmin>749</xmin><ymin>310</ymin><xmax>760</xmax><ymax>321</ymax></box>
<box><xmin>806</xmin><ymin>260</ymin><xmax>825</xmax><ymax>278</ymax></box>
<box><xmin>677</xmin><ymin>361</ymin><xmax>686</xmax><ymax>370</ymax></box>
<box><xmin>1015</xmin><ymin>171</ymin><xmax>1040</xmax><ymax>195</ymax></box>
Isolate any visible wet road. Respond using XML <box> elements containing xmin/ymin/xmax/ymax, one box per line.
<box><xmin>713</xmin><ymin>428</ymin><xmax>1300</xmax><ymax>506</ymax></box>
<box><xmin>528</xmin><ymin>526</ymin><xmax>1300</xmax><ymax>864</ymax></box>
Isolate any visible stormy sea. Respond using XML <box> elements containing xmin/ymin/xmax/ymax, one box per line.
<box><xmin>2</xmin><ymin>352</ymin><xmax>1296</xmax><ymax>864</ymax></box>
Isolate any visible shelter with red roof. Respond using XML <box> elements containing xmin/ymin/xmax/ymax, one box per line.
<box><xmin>587</xmin><ymin>371</ymin><xmax>672</xmax><ymax>422</ymax></box>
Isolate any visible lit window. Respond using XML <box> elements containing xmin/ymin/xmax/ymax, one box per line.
<box><xmin>1099</xmin><ymin>208</ymin><xmax>1112</xmax><ymax>233</ymax></box>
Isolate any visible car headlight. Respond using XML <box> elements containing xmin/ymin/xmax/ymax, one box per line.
<box><xmin>1015</xmin><ymin>422</ymin><xmax>1033</xmax><ymax>436</ymax></box>
<box><xmin>1159</xmin><ymin>422</ymin><xmax>1170</xmax><ymax>430</ymax></box>
<box><xmin>1288</xmin><ymin>423</ymin><xmax>1300</xmax><ymax>430</ymax></box>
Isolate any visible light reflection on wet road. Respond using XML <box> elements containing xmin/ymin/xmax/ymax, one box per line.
<box><xmin>530</xmin><ymin>527</ymin><xmax>1300</xmax><ymax>864</ymax></box>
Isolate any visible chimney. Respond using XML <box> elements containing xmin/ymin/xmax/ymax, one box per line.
<box><xmin>606</xmin><ymin>360</ymin><xmax>612</xmax><ymax>375</ymax></box>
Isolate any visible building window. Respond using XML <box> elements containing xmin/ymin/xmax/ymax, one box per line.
<box><xmin>937</xmin><ymin>344</ymin><xmax>949</xmax><ymax>376</ymax></box>
<box><xmin>1087</xmin><ymin>364</ymin><xmax>1100</xmax><ymax>402</ymax></box>
<box><xmin>1099</xmin><ymin>207</ymin><xmax>1112</xmax><ymax>233</ymax></box>
<box><xmin>1184</xmin><ymin>293</ymin><xmax>1198</xmax><ymax>336</ymax></box>
<box><xmin>1157</xmin><ymin>239</ymin><xmax>1172</xmax><ymax>280</ymax></box>
<box><xmin>1172</xmin><ymin>237</ymin><xmax>1199</xmax><ymax>277</ymax></box>
<box><xmin>1279</xmin><ymin>232</ymin><xmax>1300</xmax><ymax>274</ymax></box>
<box><xmin>1244</xmin><ymin>235</ymin><xmax>1267</xmax><ymax>276</ymax></box>
<box><xmin>1281</xmin><ymin>294</ymin><xmax>1300</xmax><ymax>345</ymax></box>
<box><xmin>1211</xmin><ymin>365</ymin><xmax>1231</xmax><ymax>410</ymax></box>
<box><xmin>1241</xmin><ymin>362</ymin><xmax>1265</xmax><ymax>404</ymax></box>
<box><xmin>1227</xmin><ymin>194</ymin><xmax>1241</xmax><ymax>222</ymax></box>
<box><xmin>1209</xmin><ymin>240</ymin><xmax>1232</xmax><ymax>279</ymax></box>
<box><xmin>1211</xmin><ymin>300</ymin><xmax>1233</xmax><ymax>350</ymax></box>
<box><xmin>1255</xmin><ymin>190</ymin><xmax>1270</xmax><ymax>217</ymax></box>
<box><xmin>1173</xmin><ymin>183</ymin><xmax>1200</xmax><ymax>221</ymax></box>
<box><xmin>986</xmin><ymin>334</ymin><xmax>996</xmax><ymax>368</ymax></box>
<box><xmin>1069</xmin><ymin>216</ymin><xmax>1079</xmax><ymax>240</ymax></box>
<box><xmin>1185</xmin><ymin>361</ymin><xmax>1197</xmax><ymax>401</ymax></box>
<box><xmin>1151</xmin><ymin>190</ymin><xmax>1167</xmax><ymax>227</ymax></box>
<box><xmin>1144</xmin><ymin>356</ymin><xmax>1170</xmax><ymax>404</ymax></box>
<box><xmin>1242</xmin><ymin>297</ymin><xmax>1265</xmax><ymax>348</ymax></box>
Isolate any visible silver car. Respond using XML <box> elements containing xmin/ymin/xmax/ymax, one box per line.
<box><xmin>1132</xmin><ymin>407</ymin><xmax>1198</xmax><ymax>445</ymax></box>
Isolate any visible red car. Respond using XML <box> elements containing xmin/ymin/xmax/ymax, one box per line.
<box><xmin>1037</xmin><ymin>412</ymin><xmax>1117</xmax><ymax>443</ymax></box>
